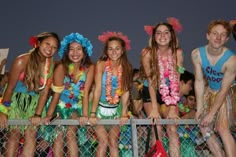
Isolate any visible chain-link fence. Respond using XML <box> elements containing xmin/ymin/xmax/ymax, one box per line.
<box><xmin>1</xmin><ymin>119</ymin><xmax>235</xmax><ymax>157</ymax></box>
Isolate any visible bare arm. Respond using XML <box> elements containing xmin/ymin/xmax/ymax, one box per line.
<box><xmin>141</xmin><ymin>48</ymin><xmax>158</xmax><ymax>109</ymax></box>
<box><xmin>191</xmin><ymin>48</ymin><xmax>205</xmax><ymax>118</ymax></box>
<box><xmin>141</xmin><ymin>48</ymin><xmax>161</xmax><ymax>120</ymax></box>
<box><xmin>45</xmin><ymin>63</ymin><xmax>65</xmax><ymax>118</ymax></box>
<box><xmin>90</xmin><ymin>61</ymin><xmax>104</xmax><ymax>115</ymax></box>
<box><xmin>3</xmin><ymin>56</ymin><xmax>27</xmax><ymax>103</ymax></box>
<box><xmin>82</xmin><ymin>64</ymin><xmax>94</xmax><ymax>117</ymax></box>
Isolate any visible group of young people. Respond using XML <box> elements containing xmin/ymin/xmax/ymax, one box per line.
<box><xmin>0</xmin><ymin>18</ymin><xmax>235</xmax><ymax>157</ymax></box>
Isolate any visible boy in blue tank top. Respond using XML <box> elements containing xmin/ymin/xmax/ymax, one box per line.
<box><xmin>191</xmin><ymin>20</ymin><xmax>236</xmax><ymax>157</ymax></box>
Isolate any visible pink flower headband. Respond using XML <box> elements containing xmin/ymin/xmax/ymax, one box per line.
<box><xmin>144</xmin><ymin>17</ymin><xmax>183</xmax><ymax>36</ymax></box>
<box><xmin>98</xmin><ymin>31</ymin><xmax>131</xmax><ymax>50</ymax></box>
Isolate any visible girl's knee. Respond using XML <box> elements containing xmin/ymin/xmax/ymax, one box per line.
<box><xmin>167</xmin><ymin>125</ymin><xmax>178</xmax><ymax>134</ymax></box>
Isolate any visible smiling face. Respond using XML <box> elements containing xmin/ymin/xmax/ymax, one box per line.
<box><xmin>207</xmin><ymin>24</ymin><xmax>229</xmax><ymax>49</ymax></box>
<box><xmin>38</xmin><ymin>36</ymin><xmax>59</xmax><ymax>58</ymax></box>
<box><xmin>68</xmin><ymin>42</ymin><xmax>84</xmax><ymax>63</ymax></box>
<box><xmin>107</xmin><ymin>40</ymin><xmax>124</xmax><ymax>61</ymax></box>
<box><xmin>155</xmin><ymin>25</ymin><xmax>171</xmax><ymax>47</ymax></box>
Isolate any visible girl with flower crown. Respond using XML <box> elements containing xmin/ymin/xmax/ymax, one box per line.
<box><xmin>41</xmin><ymin>32</ymin><xmax>94</xmax><ymax>157</ymax></box>
<box><xmin>0</xmin><ymin>32</ymin><xmax>60</xmax><ymax>157</ymax></box>
<box><xmin>141</xmin><ymin>18</ymin><xmax>184</xmax><ymax>157</ymax></box>
<box><xmin>89</xmin><ymin>31</ymin><xmax>132</xmax><ymax>157</ymax></box>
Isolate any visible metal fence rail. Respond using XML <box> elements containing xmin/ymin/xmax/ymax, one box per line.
<box><xmin>1</xmin><ymin>119</ymin><xmax>233</xmax><ymax>157</ymax></box>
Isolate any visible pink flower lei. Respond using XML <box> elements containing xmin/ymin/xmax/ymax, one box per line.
<box><xmin>158</xmin><ymin>50</ymin><xmax>180</xmax><ymax>105</ymax></box>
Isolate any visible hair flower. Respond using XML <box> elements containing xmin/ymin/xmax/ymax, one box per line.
<box><xmin>144</xmin><ymin>17</ymin><xmax>183</xmax><ymax>36</ymax></box>
<box><xmin>98</xmin><ymin>31</ymin><xmax>131</xmax><ymax>50</ymax></box>
<box><xmin>29</xmin><ymin>36</ymin><xmax>38</xmax><ymax>48</ymax></box>
<box><xmin>144</xmin><ymin>25</ymin><xmax>154</xmax><ymax>36</ymax></box>
<box><xmin>58</xmin><ymin>32</ymin><xmax>93</xmax><ymax>58</ymax></box>
<box><xmin>166</xmin><ymin>17</ymin><xmax>183</xmax><ymax>33</ymax></box>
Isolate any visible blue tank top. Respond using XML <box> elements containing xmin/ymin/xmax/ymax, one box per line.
<box><xmin>199</xmin><ymin>46</ymin><xmax>235</xmax><ymax>90</ymax></box>
<box><xmin>100</xmin><ymin>71</ymin><xmax>118</xmax><ymax>103</ymax></box>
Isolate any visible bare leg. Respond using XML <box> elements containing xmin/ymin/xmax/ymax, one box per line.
<box><xmin>22</xmin><ymin>127</ymin><xmax>37</xmax><ymax>157</ymax></box>
<box><xmin>162</xmin><ymin>106</ymin><xmax>180</xmax><ymax>157</ymax></box>
<box><xmin>216</xmin><ymin>116</ymin><xmax>236</xmax><ymax>157</ymax></box>
<box><xmin>108</xmin><ymin>126</ymin><xmax>120</xmax><ymax>157</ymax></box>
<box><xmin>95</xmin><ymin>125</ymin><xmax>108</xmax><ymax>157</ymax></box>
<box><xmin>5</xmin><ymin>129</ymin><xmax>21</xmax><ymax>157</ymax></box>
<box><xmin>53</xmin><ymin>131</ymin><xmax>64</xmax><ymax>157</ymax></box>
<box><xmin>66</xmin><ymin>125</ymin><xmax>78</xmax><ymax>157</ymax></box>
<box><xmin>199</xmin><ymin>126</ymin><xmax>224</xmax><ymax>157</ymax></box>
<box><xmin>144</xmin><ymin>102</ymin><xmax>163</xmax><ymax>143</ymax></box>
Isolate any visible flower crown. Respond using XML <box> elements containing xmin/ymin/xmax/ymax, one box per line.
<box><xmin>98</xmin><ymin>31</ymin><xmax>131</xmax><ymax>50</ymax></box>
<box><xmin>58</xmin><ymin>32</ymin><xmax>93</xmax><ymax>58</ymax></box>
<box><xmin>144</xmin><ymin>17</ymin><xmax>183</xmax><ymax>36</ymax></box>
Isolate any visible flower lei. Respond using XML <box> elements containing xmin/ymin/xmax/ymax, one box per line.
<box><xmin>105</xmin><ymin>59</ymin><xmax>122</xmax><ymax>105</ymax></box>
<box><xmin>63</xmin><ymin>63</ymin><xmax>86</xmax><ymax>108</ymax></box>
<box><xmin>39</xmin><ymin>58</ymin><xmax>53</xmax><ymax>90</ymax></box>
<box><xmin>158</xmin><ymin>50</ymin><xmax>180</xmax><ymax>105</ymax></box>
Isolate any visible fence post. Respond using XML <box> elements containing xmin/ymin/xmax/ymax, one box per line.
<box><xmin>131</xmin><ymin>118</ymin><xmax>139</xmax><ymax>157</ymax></box>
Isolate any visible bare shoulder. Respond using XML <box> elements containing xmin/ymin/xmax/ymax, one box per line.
<box><xmin>12</xmin><ymin>53</ymin><xmax>30</xmax><ymax>70</ymax></box>
<box><xmin>95</xmin><ymin>60</ymin><xmax>105</xmax><ymax>74</ymax></box>
<box><xmin>191</xmin><ymin>48</ymin><xmax>201</xmax><ymax>62</ymax></box>
<box><xmin>226</xmin><ymin>55</ymin><xmax>236</xmax><ymax>69</ymax></box>
<box><xmin>141</xmin><ymin>47</ymin><xmax>151</xmax><ymax>58</ymax></box>
<box><xmin>87</xmin><ymin>63</ymin><xmax>95</xmax><ymax>72</ymax></box>
<box><xmin>54</xmin><ymin>62</ymin><xmax>64</xmax><ymax>72</ymax></box>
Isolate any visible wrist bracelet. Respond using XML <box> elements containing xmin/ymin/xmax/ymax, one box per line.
<box><xmin>34</xmin><ymin>113</ymin><xmax>41</xmax><ymax>117</ymax></box>
<box><xmin>0</xmin><ymin>104</ymin><xmax>9</xmax><ymax>115</ymax></box>
<box><xmin>90</xmin><ymin>112</ymin><xmax>96</xmax><ymax>114</ymax></box>
<box><xmin>3</xmin><ymin>101</ymin><xmax>11</xmax><ymax>107</ymax></box>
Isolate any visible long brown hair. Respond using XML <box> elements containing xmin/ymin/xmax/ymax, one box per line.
<box><xmin>24</xmin><ymin>32</ymin><xmax>60</xmax><ymax>92</ymax></box>
<box><xmin>141</xmin><ymin>22</ymin><xmax>179</xmax><ymax>88</ymax></box>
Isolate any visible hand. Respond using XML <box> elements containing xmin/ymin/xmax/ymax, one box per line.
<box><xmin>0</xmin><ymin>112</ymin><xmax>8</xmax><ymax>128</ymax></box>
<box><xmin>148</xmin><ymin>109</ymin><xmax>161</xmax><ymax>124</ymax></box>
<box><xmin>79</xmin><ymin>116</ymin><xmax>89</xmax><ymax>126</ymax></box>
<box><xmin>200</xmin><ymin>112</ymin><xmax>214</xmax><ymax>127</ymax></box>
<box><xmin>30</xmin><ymin>116</ymin><xmax>41</xmax><ymax>126</ymax></box>
<box><xmin>166</xmin><ymin>106</ymin><xmax>180</xmax><ymax>124</ymax></box>
<box><xmin>41</xmin><ymin>115</ymin><xmax>52</xmax><ymax>125</ymax></box>
<box><xmin>89</xmin><ymin>116</ymin><xmax>99</xmax><ymax>126</ymax></box>
<box><xmin>120</xmin><ymin>116</ymin><xmax>128</xmax><ymax>126</ymax></box>
<box><xmin>195</xmin><ymin>111</ymin><xmax>202</xmax><ymax>122</ymax></box>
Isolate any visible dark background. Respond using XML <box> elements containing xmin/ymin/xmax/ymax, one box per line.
<box><xmin>0</xmin><ymin>0</ymin><xmax>235</xmax><ymax>72</ymax></box>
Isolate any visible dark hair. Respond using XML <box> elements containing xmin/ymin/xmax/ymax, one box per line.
<box><xmin>61</xmin><ymin>43</ymin><xmax>92</xmax><ymax>75</ymax></box>
<box><xmin>24</xmin><ymin>32</ymin><xmax>60</xmax><ymax>91</ymax></box>
<box><xmin>188</xmin><ymin>88</ymin><xmax>195</xmax><ymax>97</ymax></box>
<box><xmin>180</xmin><ymin>70</ymin><xmax>195</xmax><ymax>83</ymax></box>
